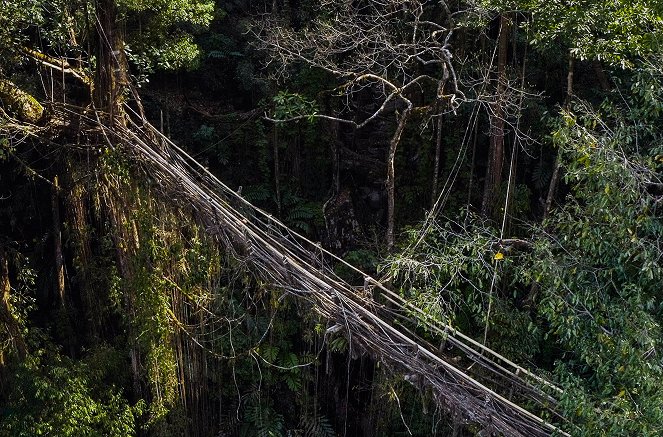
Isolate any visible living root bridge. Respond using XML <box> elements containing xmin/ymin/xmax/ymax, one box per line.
<box><xmin>49</xmin><ymin>103</ymin><xmax>569</xmax><ymax>437</ymax></box>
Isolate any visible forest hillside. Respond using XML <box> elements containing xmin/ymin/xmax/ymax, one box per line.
<box><xmin>1</xmin><ymin>1</ymin><xmax>663</xmax><ymax>436</ymax></box>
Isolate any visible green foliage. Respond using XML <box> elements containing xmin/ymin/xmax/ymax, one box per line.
<box><xmin>272</xmin><ymin>91</ymin><xmax>318</xmax><ymax>121</ymax></box>
<box><xmin>0</xmin><ymin>353</ymin><xmax>138</xmax><ymax>436</ymax></box>
<box><xmin>119</xmin><ymin>0</ymin><xmax>214</xmax><ymax>25</ymax></box>
<box><xmin>386</xmin><ymin>214</ymin><xmax>539</xmax><ymax>361</ymax></box>
<box><xmin>299</xmin><ymin>412</ymin><xmax>335</xmax><ymax>437</ymax></box>
<box><xmin>243</xmin><ymin>184</ymin><xmax>272</xmax><ymax>204</ymax></box>
<box><xmin>143</xmin><ymin>34</ymin><xmax>201</xmax><ymax>71</ymax></box>
<box><xmin>533</xmin><ymin>103</ymin><xmax>663</xmax><ymax>434</ymax></box>
<box><xmin>120</xmin><ymin>0</ymin><xmax>215</xmax><ymax>74</ymax></box>
<box><xmin>0</xmin><ymin>0</ymin><xmax>215</xmax><ymax>77</ymax></box>
<box><xmin>192</xmin><ymin>123</ymin><xmax>217</xmax><ymax>143</ymax></box>
<box><xmin>0</xmin><ymin>251</ymin><xmax>35</xmax><ymax>363</ymax></box>
<box><xmin>327</xmin><ymin>334</ymin><xmax>348</xmax><ymax>354</ymax></box>
<box><xmin>531</xmin><ymin>158</ymin><xmax>552</xmax><ymax>191</ymax></box>
<box><xmin>206</xmin><ymin>33</ymin><xmax>243</xmax><ymax>60</ymax></box>
<box><xmin>125</xmin><ymin>201</ymin><xmax>221</xmax><ymax>427</ymax></box>
<box><xmin>256</xmin><ymin>342</ymin><xmax>305</xmax><ymax>392</ymax></box>
<box><xmin>483</xmin><ymin>0</ymin><xmax>663</xmax><ymax>67</ymax></box>
<box><xmin>241</xmin><ymin>399</ymin><xmax>285</xmax><ymax>437</ymax></box>
<box><xmin>3</xmin><ymin>252</ymin><xmax>36</xmax><ymax>333</ymax></box>
<box><xmin>280</xmin><ymin>191</ymin><xmax>323</xmax><ymax>236</ymax></box>
<box><xmin>0</xmin><ymin>0</ymin><xmax>43</xmax><ymax>63</ymax></box>
<box><xmin>388</xmin><ymin>76</ymin><xmax>663</xmax><ymax>431</ymax></box>
<box><xmin>185</xmin><ymin>117</ymin><xmax>269</xmax><ymax>192</ymax></box>
<box><xmin>35</xmin><ymin>0</ymin><xmax>89</xmax><ymax>55</ymax></box>
<box><xmin>368</xmin><ymin>374</ymin><xmax>443</xmax><ymax>437</ymax></box>
<box><xmin>6</xmin><ymin>0</ymin><xmax>663</xmax><ymax>435</ymax></box>
<box><xmin>0</xmin><ymin>138</ymin><xmax>9</xmax><ymax>161</ymax></box>
<box><xmin>388</xmin><ymin>216</ymin><xmax>499</xmax><ymax>321</ymax></box>
<box><xmin>0</xmin><ymin>0</ymin><xmax>89</xmax><ymax>74</ymax></box>
<box><xmin>335</xmin><ymin>248</ymin><xmax>379</xmax><ymax>283</ymax></box>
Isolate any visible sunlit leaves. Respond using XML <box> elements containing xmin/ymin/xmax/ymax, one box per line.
<box><xmin>483</xmin><ymin>0</ymin><xmax>663</xmax><ymax>68</ymax></box>
<box><xmin>534</xmin><ymin>101</ymin><xmax>663</xmax><ymax>435</ymax></box>
<box><xmin>119</xmin><ymin>0</ymin><xmax>214</xmax><ymax>26</ymax></box>
<box><xmin>0</xmin><ymin>354</ymin><xmax>138</xmax><ymax>436</ymax></box>
<box><xmin>0</xmin><ymin>0</ymin><xmax>43</xmax><ymax>49</ymax></box>
<box><xmin>272</xmin><ymin>91</ymin><xmax>319</xmax><ymax>121</ymax></box>
<box><xmin>119</xmin><ymin>0</ymin><xmax>215</xmax><ymax>74</ymax></box>
<box><xmin>385</xmin><ymin>213</ymin><xmax>540</xmax><ymax>361</ymax></box>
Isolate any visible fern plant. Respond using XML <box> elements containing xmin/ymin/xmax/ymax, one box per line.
<box><xmin>299</xmin><ymin>412</ymin><xmax>335</xmax><ymax>437</ymax></box>
<box><xmin>280</xmin><ymin>190</ymin><xmax>323</xmax><ymax>236</ymax></box>
<box><xmin>240</xmin><ymin>399</ymin><xmax>285</xmax><ymax>437</ymax></box>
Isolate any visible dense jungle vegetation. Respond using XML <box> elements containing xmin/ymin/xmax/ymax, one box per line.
<box><xmin>1</xmin><ymin>0</ymin><xmax>663</xmax><ymax>435</ymax></box>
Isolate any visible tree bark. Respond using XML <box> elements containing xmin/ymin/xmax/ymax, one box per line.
<box><xmin>94</xmin><ymin>0</ymin><xmax>128</xmax><ymax>122</ymax></box>
<box><xmin>0</xmin><ymin>79</ymin><xmax>44</xmax><ymax>123</ymax></box>
<box><xmin>481</xmin><ymin>14</ymin><xmax>510</xmax><ymax>217</ymax></box>
<box><xmin>431</xmin><ymin>113</ymin><xmax>443</xmax><ymax>208</ymax></box>
<box><xmin>543</xmin><ymin>53</ymin><xmax>574</xmax><ymax>220</ymax></box>
<box><xmin>431</xmin><ymin>68</ymin><xmax>449</xmax><ymax>207</ymax></box>
<box><xmin>330</xmin><ymin>120</ymin><xmax>341</xmax><ymax>195</ymax></box>
<box><xmin>386</xmin><ymin>108</ymin><xmax>411</xmax><ymax>250</ymax></box>
<box><xmin>592</xmin><ymin>60</ymin><xmax>611</xmax><ymax>92</ymax></box>
<box><xmin>564</xmin><ymin>54</ymin><xmax>575</xmax><ymax>108</ymax></box>
<box><xmin>273</xmin><ymin>124</ymin><xmax>282</xmax><ymax>215</ymax></box>
<box><xmin>0</xmin><ymin>249</ymin><xmax>28</xmax><ymax>365</ymax></box>
<box><xmin>52</xmin><ymin>175</ymin><xmax>65</xmax><ymax>306</ymax></box>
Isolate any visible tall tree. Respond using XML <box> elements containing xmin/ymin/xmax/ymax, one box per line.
<box><xmin>481</xmin><ymin>13</ymin><xmax>511</xmax><ymax>216</ymax></box>
<box><xmin>255</xmin><ymin>0</ymin><xmax>464</xmax><ymax>249</ymax></box>
<box><xmin>94</xmin><ymin>0</ymin><xmax>129</xmax><ymax>120</ymax></box>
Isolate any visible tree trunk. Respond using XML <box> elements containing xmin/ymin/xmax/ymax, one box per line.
<box><xmin>481</xmin><ymin>14</ymin><xmax>510</xmax><ymax>217</ymax></box>
<box><xmin>331</xmin><ymin>121</ymin><xmax>340</xmax><ymax>195</ymax></box>
<box><xmin>0</xmin><ymin>249</ymin><xmax>28</xmax><ymax>365</ymax></box>
<box><xmin>94</xmin><ymin>0</ymin><xmax>128</xmax><ymax>122</ymax></box>
<box><xmin>543</xmin><ymin>53</ymin><xmax>574</xmax><ymax>220</ymax></box>
<box><xmin>592</xmin><ymin>60</ymin><xmax>611</xmax><ymax>92</ymax></box>
<box><xmin>564</xmin><ymin>54</ymin><xmax>575</xmax><ymax>108</ymax></box>
<box><xmin>52</xmin><ymin>175</ymin><xmax>65</xmax><ymax>306</ymax></box>
<box><xmin>0</xmin><ymin>79</ymin><xmax>44</xmax><ymax>123</ymax></box>
<box><xmin>467</xmin><ymin>111</ymin><xmax>479</xmax><ymax>211</ymax></box>
<box><xmin>386</xmin><ymin>108</ymin><xmax>411</xmax><ymax>251</ymax></box>
<box><xmin>273</xmin><ymin>124</ymin><xmax>282</xmax><ymax>215</ymax></box>
<box><xmin>431</xmin><ymin>113</ymin><xmax>443</xmax><ymax>208</ymax></box>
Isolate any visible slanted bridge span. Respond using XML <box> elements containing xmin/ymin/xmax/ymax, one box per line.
<box><xmin>58</xmin><ymin>104</ymin><xmax>570</xmax><ymax>437</ymax></box>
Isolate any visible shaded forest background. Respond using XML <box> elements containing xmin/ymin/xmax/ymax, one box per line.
<box><xmin>1</xmin><ymin>0</ymin><xmax>663</xmax><ymax>435</ymax></box>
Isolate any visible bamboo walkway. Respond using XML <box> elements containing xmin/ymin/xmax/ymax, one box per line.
<box><xmin>63</xmin><ymin>104</ymin><xmax>570</xmax><ymax>436</ymax></box>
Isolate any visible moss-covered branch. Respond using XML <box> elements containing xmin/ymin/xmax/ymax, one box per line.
<box><xmin>0</xmin><ymin>79</ymin><xmax>43</xmax><ymax>123</ymax></box>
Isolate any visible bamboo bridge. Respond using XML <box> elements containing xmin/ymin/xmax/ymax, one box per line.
<box><xmin>62</xmin><ymin>104</ymin><xmax>570</xmax><ymax>436</ymax></box>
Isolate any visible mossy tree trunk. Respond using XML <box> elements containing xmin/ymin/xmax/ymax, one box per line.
<box><xmin>0</xmin><ymin>248</ymin><xmax>27</xmax><ymax>366</ymax></box>
<box><xmin>94</xmin><ymin>0</ymin><xmax>128</xmax><ymax>123</ymax></box>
